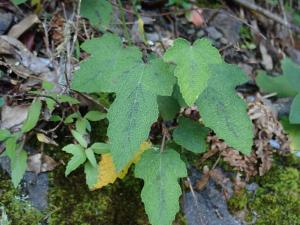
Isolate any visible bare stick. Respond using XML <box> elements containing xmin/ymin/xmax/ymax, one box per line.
<box><xmin>232</xmin><ymin>0</ymin><xmax>300</xmax><ymax>33</ymax></box>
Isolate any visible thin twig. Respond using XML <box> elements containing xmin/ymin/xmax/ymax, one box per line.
<box><xmin>232</xmin><ymin>0</ymin><xmax>300</xmax><ymax>33</ymax></box>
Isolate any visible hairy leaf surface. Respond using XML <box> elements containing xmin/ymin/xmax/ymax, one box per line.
<box><xmin>196</xmin><ymin>64</ymin><xmax>253</xmax><ymax>154</ymax></box>
<box><xmin>80</xmin><ymin>0</ymin><xmax>112</xmax><ymax>30</ymax></box>
<box><xmin>72</xmin><ymin>34</ymin><xmax>175</xmax><ymax>171</ymax></box>
<box><xmin>135</xmin><ymin>149</ymin><xmax>187</xmax><ymax>225</ymax></box>
<box><xmin>163</xmin><ymin>38</ymin><xmax>222</xmax><ymax>105</ymax></box>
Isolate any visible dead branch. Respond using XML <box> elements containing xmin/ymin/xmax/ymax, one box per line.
<box><xmin>232</xmin><ymin>0</ymin><xmax>300</xmax><ymax>34</ymax></box>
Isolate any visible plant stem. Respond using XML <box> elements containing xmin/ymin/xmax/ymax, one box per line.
<box><xmin>117</xmin><ymin>0</ymin><xmax>132</xmax><ymax>45</ymax></box>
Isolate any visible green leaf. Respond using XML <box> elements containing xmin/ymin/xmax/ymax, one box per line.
<box><xmin>290</xmin><ymin>94</ymin><xmax>300</xmax><ymax>124</ymax></box>
<box><xmin>85</xmin><ymin>148</ymin><xmax>97</xmax><ymax>167</ymax></box>
<box><xmin>11</xmin><ymin>150</ymin><xmax>27</xmax><ymax>188</ymax></box>
<box><xmin>72</xmin><ymin>33</ymin><xmax>142</xmax><ymax>93</ymax></box>
<box><xmin>135</xmin><ymin>149</ymin><xmax>187</xmax><ymax>225</ymax></box>
<box><xmin>84</xmin><ymin>111</ymin><xmax>106</xmax><ymax>121</ymax></box>
<box><xmin>157</xmin><ymin>96</ymin><xmax>180</xmax><ymax>120</ymax></box>
<box><xmin>21</xmin><ymin>99</ymin><xmax>42</xmax><ymax>133</ymax></box>
<box><xmin>75</xmin><ymin>118</ymin><xmax>89</xmax><ymax>134</ymax></box>
<box><xmin>163</xmin><ymin>38</ymin><xmax>222</xmax><ymax>105</ymax></box>
<box><xmin>256</xmin><ymin>71</ymin><xmax>298</xmax><ymax>97</ymax></box>
<box><xmin>173</xmin><ymin>117</ymin><xmax>209</xmax><ymax>153</ymax></box>
<box><xmin>281</xmin><ymin>58</ymin><xmax>300</xmax><ymax>93</ymax></box>
<box><xmin>72</xmin><ymin>33</ymin><xmax>175</xmax><ymax>171</ymax></box>
<box><xmin>11</xmin><ymin>0</ymin><xmax>26</xmax><ymax>5</ymax></box>
<box><xmin>62</xmin><ymin>144</ymin><xmax>87</xmax><ymax>176</ymax></box>
<box><xmin>0</xmin><ymin>97</ymin><xmax>4</xmax><ymax>107</ymax></box>
<box><xmin>84</xmin><ymin>161</ymin><xmax>99</xmax><ymax>190</ymax></box>
<box><xmin>196</xmin><ymin>63</ymin><xmax>253</xmax><ymax>154</ymax></box>
<box><xmin>256</xmin><ymin>58</ymin><xmax>300</xmax><ymax>97</ymax></box>
<box><xmin>5</xmin><ymin>140</ymin><xmax>28</xmax><ymax>187</ymax></box>
<box><xmin>71</xmin><ymin>130</ymin><xmax>88</xmax><ymax>148</ymax></box>
<box><xmin>45</xmin><ymin>98</ymin><xmax>56</xmax><ymax>113</ymax></box>
<box><xmin>64</xmin><ymin>112</ymin><xmax>81</xmax><ymax>124</ymax></box>
<box><xmin>0</xmin><ymin>129</ymin><xmax>11</xmax><ymax>141</ymax></box>
<box><xmin>281</xmin><ymin>117</ymin><xmax>300</xmax><ymax>151</ymax></box>
<box><xmin>80</xmin><ymin>0</ymin><xmax>113</xmax><ymax>30</ymax></box>
<box><xmin>57</xmin><ymin>95</ymin><xmax>79</xmax><ymax>105</ymax></box>
<box><xmin>42</xmin><ymin>81</ymin><xmax>55</xmax><ymax>90</ymax></box>
<box><xmin>90</xmin><ymin>142</ymin><xmax>110</xmax><ymax>154</ymax></box>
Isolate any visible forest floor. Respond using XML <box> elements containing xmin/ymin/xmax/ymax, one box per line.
<box><xmin>0</xmin><ymin>0</ymin><xmax>300</xmax><ymax>225</ymax></box>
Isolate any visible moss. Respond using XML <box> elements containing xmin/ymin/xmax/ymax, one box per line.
<box><xmin>228</xmin><ymin>155</ymin><xmax>300</xmax><ymax>225</ymax></box>
<box><xmin>0</xmin><ymin>171</ymin><xmax>44</xmax><ymax>225</ymax></box>
<box><xmin>227</xmin><ymin>190</ymin><xmax>248</xmax><ymax>212</ymax></box>
<box><xmin>248</xmin><ymin>166</ymin><xmax>300</xmax><ymax>225</ymax></box>
<box><xmin>47</xmin><ymin>166</ymin><xmax>113</xmax><ymax>225</ymax></box>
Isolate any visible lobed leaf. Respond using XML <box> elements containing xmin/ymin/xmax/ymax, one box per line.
<box><xmin>196</xmin><ymin>63</ymin><xmax>253</xmax><ymax>154</ymax></box>
<box><xmin>135</xmin><ymin>149</ymin><xmax>187</xmax><ymax>225</ymax></box>
<box><xmin>163</xmin><ymin>38</ymin><xmax>222</xmax><ymax>105</ymax></box>
<box><xmin>72</xmin><ymin>34</ymin><xmax>175</xmax><ymax>171</ymax></box>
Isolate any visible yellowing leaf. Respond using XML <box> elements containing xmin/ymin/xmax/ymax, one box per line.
<box><xmin>93</xmin><ymin>141</ymin><xmax>151</xmax><ymax>190</ymax></box>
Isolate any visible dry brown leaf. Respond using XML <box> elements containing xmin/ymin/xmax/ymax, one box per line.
<box><xmin>0</xmin><ymin>104</ymin><xmax>29</xmax><ymax>129</ymax></box>
<box><xmin>27</xmin><ymin>153</ymin><xmax>58</xmax><ymax>173</ymax></box>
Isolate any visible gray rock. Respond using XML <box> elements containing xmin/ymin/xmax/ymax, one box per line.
<box><xmin>0</xmin><ymin>12</ymin><xmax>13</xmax><ymax>35</ymax></box>
<box><xmin>0</xmin><ymin>156</ymin><xmax>48</xmax><ymax>211</ymax></box>
<box><xmin>183</xmin><ymin>169</ymin><xmax>242</xmax><ymax>225</ymax></box>
<box><xmin>203</xmin><ymin>9</ymin><xmax>241</xmax><ymax>43</ymax></box>
<box><xmin>206</xmin><ymin>26</ymin><xmax>223</xmax><ymax>40</ymax></box>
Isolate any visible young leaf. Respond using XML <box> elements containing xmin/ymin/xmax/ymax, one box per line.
<box><xmin>71</xmin><ymin>130</ymin><xmax>88</xmax><ymax>148</ymax></box>
<box><xmin>173</xmin><ymin>117</ymin><xmax>209</xmax><ymax>153</ymax></box>
<box><xmin>93</xmin><ymin>141</ymin><xmax>151</xmax><ymax>190</ymax></box>
<box><xmin>5</xmin><ymin>140</ymin><xmax>28</xmax><ymax>187</ymax></box>
<box><xmin>85</xmin><ymin>148</ymin><xmax>97</xmax><ymax>168</ymax></box>
<box><xmin>135</xmin><ymin>149</ymin><xmax>187</xmax><ymax>225</ymax></box>
<box><xmin>281</xmin><ymin>117</ymin><xmax>300</xmax><ymax>151</ymax></box>
<box><xmin>90</xmin><ymin>142</ymin><xmax>110</xmax><ymax>154</ymax></box>
<box><xmin>157</xmin><ymin>96</ymin><xmax>180</xmax><ymax>120</ymax></box>
<box><xmin>62</xmin><ymin>144</ymin><xmax>87</xmax><ymax>176</ymax></box>
<box><xmin>0</xmin><ymin>129</ymin><xmax>11</xmax><ymax>141</ymax></box>
<box><xmin>84</xmin><ymin>161</ymin><xmax>99</xmax><ymax>190</ymax></box>
<box><xmin>57</xmin><ymin>95</ymin><xmax>79</xmax><ymax>105</ymax></box>
<box><xmin>163</xmin><ymin>38</ymin><xmax>222</xmax><ymax>106</ymax></box>
<box><xmin>21</xmin><ymin>99</ymin><xmax>42</xmax><ymax>133</ymax></box>
<box><xmin>84</xmin><ymin>111</ymin><xmax>106</xmax><ymax>121</ymax></box>
<box><xmin>45</xmin><ymin>98</ymin><xmax>56</xmax><ymax>113</ymax></box>
<box><xmin>80</xmin><ymin>0</ymin><xmax>113</xmax><ymax>30</ymax></box>
<box><xmin>75</xmin><ymin>118</ymin><xmax>89</xmax><ymax>134</ymax></box>
<box><xmin>196</xmin><ymin>63</ymin><xmax>253</xmax><ymax>154</ymax></box>
<box><xmin>11</xmin><ymin>150</ymin><xmax>28</xmax><ymax>188</ymax></box>
<box><xmin>290</xmin><ymin>94</ymin><xmax>300</xmax><ymax>124</ymax></box>
<box><xmin>64</xmin><ymin>112</ymin><xmax>80</xmax><ymax>124</ymax></box>
<box><xmin>72</xmin><ymin>33</ymin><xmax>175</xmax><ymax>171</ymax></box>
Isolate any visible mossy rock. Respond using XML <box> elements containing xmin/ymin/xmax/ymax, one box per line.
<box><xmin>229</xmin><ymin>155</ymin><xmax>300</xmax><ymax>225</ymax></box>
<box><xmin>0</xmin><ymin>171</ymin><xmax>44</xmax><ymax>225</ymax></box>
